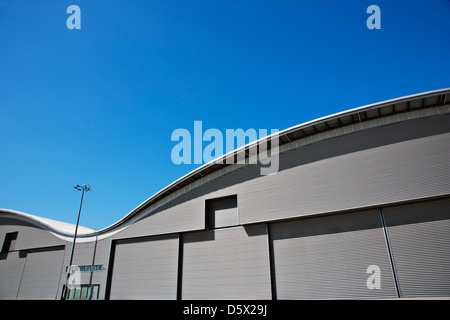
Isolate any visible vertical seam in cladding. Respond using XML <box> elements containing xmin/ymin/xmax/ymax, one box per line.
<box><xmin>267</xmin><ymin>224</ymin><xmax>277</xmax><ymax>300</ymax></box>
<box><xmin>89</xmin><ymin>236</ymin><xmax>98</xmax><ymax>286</ymax></box>
<box><xmin>177</xmin><ymin>233</ymin><xmax>184</xmax><ymax>300</ymax></box>
<box><xmin>56</xmin><ymin>245</ymin><xmax>67</xmax><ymax>299</ymax></box>
<box><xmin>379</xmin><ymin>208</ymin><xmax>401</xmax><ymax>298</ymax></box>
<box><xmin>104</xmin><ymin>240</ymin><xmax>117</xmax><ymax>300</ymax></box>
<box><xmin>16</xmin><ymin>251</ymin><xmax>28</xmax><ymax>299</ymax></box>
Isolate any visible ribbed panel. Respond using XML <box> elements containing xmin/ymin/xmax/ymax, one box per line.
<box><xmin>383</xmin><ymin>198</ymin><xmax>450</xmax><ymax>297</ymax></box>
<box><xmin>109</xmin><ymin>234</ymin><xmax>179</xmax><ymax>299</ymax></box>
<box><xmin>182</xmin><ymin>225</ymin><xmax>271</xmax><ymax>299</ymax></box>
<box><xmin>0</xmin><ymin>252</ymin><xmax>26</xmax><ymax>298</ymax></box>
<box><xmin>17</xmin><ymin>247</ymin><xmax>65</xmax><ymax>299</ymax></box>
<box><xmin>116</xmin><ymin>196</ymin><xmax>205</xmax><ymax>239</ymax></box>
<box><xmin>271</xmin><ymin>210</ymin><xmax>397</xmax><ymax>299</ymax></box>
<box><xmin>239</xmin><ymin>116</ymin><xmax>450</xmax><ymax>225</ymax></box>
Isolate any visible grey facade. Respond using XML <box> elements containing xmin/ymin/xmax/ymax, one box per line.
<box><xmin>1</xmin><ymin>89</ymin><xmax>450</xmax><ymax>300</ymax></box>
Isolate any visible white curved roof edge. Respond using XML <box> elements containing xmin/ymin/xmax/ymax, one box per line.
<box><xmin>273</xmin><ymin>87</ymin><xmax>450</xmax><ymax>138</ymax></box>
<box><xmin>0</xmin><ymin>208</ymin><xmax>95</xmax><ymax>237</ymax></box>
<box><xmin>1</xmin><ymin>88</ymin><xmax>449</xmax><ymax>238</ymax></box>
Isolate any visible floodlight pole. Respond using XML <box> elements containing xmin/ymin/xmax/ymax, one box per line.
<box><xmin>62</xmin><ymin>184</ymin><xmax>91</xmax><ymax>299</ymax></box>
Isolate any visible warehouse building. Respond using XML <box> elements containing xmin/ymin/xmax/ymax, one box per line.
<box><xmin>1</xmin><ymin>88</ymin><xmax>449</xmax><ymax>300</ymax></box>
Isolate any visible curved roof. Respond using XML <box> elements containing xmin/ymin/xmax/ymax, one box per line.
<box><xmin>0</xmin><ymin>208</ymin><xmax>95</xmax><ymax>237</ymax></box>
<box><xmin>1</xmin><ymin>88</ymin><xmax>449</xmax><ymax>238</ymax></box>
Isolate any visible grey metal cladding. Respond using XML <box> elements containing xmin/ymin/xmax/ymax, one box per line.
<box><xmin>84</xmin><ymin>237</ymin><xmax>113</xmax><ymax>300</ymax></box>
<box><xmin>0</xmin><ymin>217</ymin><xmax>69</xmax><ymax>250</ymax></box>
<box><xmin>270</xmin><ymin>210</ymin><xmax>398</xmax><ymax>299</ymax></box>
<box><xmin>57</xmin><ymin>241</ymin><xmax>99</xmax><ymax>292</ymax></box>
<box><xmin>67</xmin><ymin>241</ymin><xmax>97</xmax><ymax>266</ymax></box>
<box><xmin>0</xmin><ymin>252</ymin><xmax>26</xmax><ymax>299</ymax></box>
<box><xmin>16</xmin><ymin>246</ymin><xmax>65</xmax><ymax>299</ymax></box>
<box><xmin>182</xmin><ymin>225</ymin><xmax>272</xmax><ymax>299</ymax></box>
<box><xmin>383</xmin><ymin>198</ymin><xmax>450</xmax><ymax>297</ymax></box>
<box><xmin>238</xmin><ymin>114</ymin><xmax>450</xmax><ymax>224</ymax></box>
<box><xmin>113</xmin><ymin>193</ymin><xmax>205</xmax><ymax>240</ymax></box>
<box><xmin>109</xmin><ymin>234</ymin><xmax>179</xmax><ymax>300</ymax></box>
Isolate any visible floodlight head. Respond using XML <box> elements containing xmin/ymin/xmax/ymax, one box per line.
<box><xmin>74</xmin><ymin>184</ymin><xmax>91</xmax><ymax>191</ymax></box>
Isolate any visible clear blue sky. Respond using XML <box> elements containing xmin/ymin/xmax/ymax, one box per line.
<box><xmin>1</xmin><ymin>0</ymin><xmax>449</xmax><ymax>230</ymax></box>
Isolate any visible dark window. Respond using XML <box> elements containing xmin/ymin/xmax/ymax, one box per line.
<box><xmin>205</xmin><ymin>195</ymin><xmax>238</xmax><ymax>229</ymax></box>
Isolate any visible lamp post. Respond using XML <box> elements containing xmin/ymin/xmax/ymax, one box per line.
<box><xmin>62</xmin><ymin>184</ymin><xmax>91</xmax><ymax>299</ymax></box>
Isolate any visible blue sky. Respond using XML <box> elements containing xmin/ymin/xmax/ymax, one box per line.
<box><xmin>1</xmin><ymin>0</ymin><xmax>449</xmax><ymax>230</ymax></box>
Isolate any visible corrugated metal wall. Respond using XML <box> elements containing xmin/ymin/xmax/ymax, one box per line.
<box><xmin>0</xmin><ymin>220</ymin><xmax>70</xmax><ymax>299</ymax></box>
<box><xmin>270</xmin><ymin>210</ymin><xmax>398</xmax><ymax>299</ymax></box>
<box><xmin>239</xmin><ymin>115</ymin><xmax>450</xmax><ymax>225</ymax></box>
<box><xmin>108</xmin><ymin>234</ymin><xmax>179</xmax><ymax>299</ymax></box>
<box><xmin>16</xmin><ymin>246</ymin><xmax>65</xmax><ymax>299</ymax></box>
<box><xmin>0</xmin><ymin>252</ymin><xmax>26</xmax><ymax>299</ymax></box>
<box><xmin>383</xmin><ymin>198</ymin><xmax>450</xmax><ymax>297</ymax></box>
<box><xmin>181</xmin><ymin>225</ymin><xmax>272</xmax><ymax>299</ymax></box>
